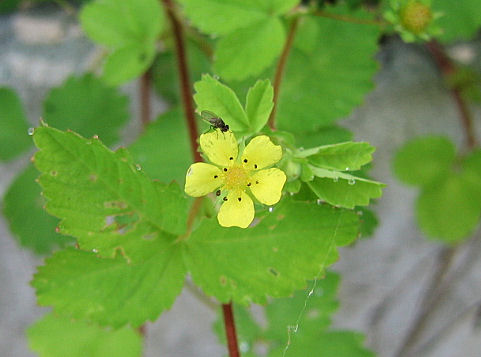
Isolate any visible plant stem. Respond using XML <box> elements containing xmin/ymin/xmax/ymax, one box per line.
<box><xmin>139</xmin><ymin>69</ymin><xmax>152</xmax><ymax>130</ymax></box>
<box><xmin>269</xmin><ymin>17</ymin><xmax>300</xmax><ymax>130</ymax></box>
<box><xmin>313</xmin><ymin>10</ymin><xmax>386</xmax><ymax>26</ymax></box>
<box><xmin>162</xmin><ymin>0</ymin><xmax>201</xmax><ymax>162</ymax></box>
<box><xmin>426</xmin><ymin>40</ymin><xmax>477</xmax><ymax>150</ymax></box>
<box><xmin>222</xmin><ymin>303</ymin><xmax>240</xmax><ymax>357</ymax></box>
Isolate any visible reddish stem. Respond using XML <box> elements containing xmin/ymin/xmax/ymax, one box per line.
<box><xmin>139</xmin><ymin>69</ymin><xmax>152</xmax><ymax>130</ymax></box>
<box><xmin>222</xmin><ymin>303</ymin><xmax>240</xmax><ymax>357</ymax></box>
<box><xmin>162</xmin><ymin>0</ymin><xmax>201</xmax><ymax>162</ymax></box>
<box><xmin>268</xmin><ymin>17</ymin><xmax>300</xmax><ymax>130</ymax></box>
<box><xmin>426</xmin><ymin>41</ymin><xmax>477</xmax><ymax>149</ymax></box>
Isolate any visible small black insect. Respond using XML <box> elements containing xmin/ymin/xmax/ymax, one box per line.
<box><xmin>201</xmin><ymin>110</ymin><xmax>230</xmax><ymax>132</ymax></box>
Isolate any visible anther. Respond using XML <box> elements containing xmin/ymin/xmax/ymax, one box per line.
<box><xmin>215</xmin><ymin>190</ymin><xmax>221</xmax><ymax>196</ymax></box>
<box><xmin>243</xmin><ymin>159</ymin><xmax>248</xmax><ymax>163</ymax></box>
<box><xmin>214</xmin><ymin>175</ymin><xmax>218</xmax><ymax>178</ymax></box>
<box><xmin>247</xmin><ymin>182</ymin><xmax>251</xmax><ymax>186</ymax></box>
<box><xmin>229</xmin><ymin>157</ymin><xmax>233</xmax><ymax>160</ymax></box>
<box><xmin>255</xmin><ymin>180</ymin><xmax>259</xmax><ymax>184</ymax></box>
<box><xmin>223</xmin><ymin>168</ymin><xmax>227</xmax><ymax>172</ymax></box>
<box><xmin>254</xmin><ymin>164</ymin><xmax>258</xmax><ymax>169</ymax></box>
<box><xmin>238</xmin><ymin>197</ymin><xmax>242</xmax><ymax>202</ymax></box>
<box><xmin>223</xmin><ymin>197</ymin><xmax>228</xmax><ymax>201</ymax></box>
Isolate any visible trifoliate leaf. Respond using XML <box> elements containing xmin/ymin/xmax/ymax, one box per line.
<box><xmin>0</xmin><ymin>87</ymin><xmax>31</xmax><ymax>161</ymax></box>
<box><xmin>184</xmin><ymin>198</ymin><xmax>359</xmax><ymax>304</ymax></box>
<box><xmin>32</xmin><ymin>126</ymin><xmax>190</xmax><ymax>256</ymax></box>
<box><xmin>80</xmin><ymin>0</ymin><xmax>164</xmax><ymax>84</ymax></box>
<box><xmin>434</xmin><ymin>0</ymin><xmax>481</xmax><ymax>42</ymax></box>
<box><xmin>307</xmin><ymin>167</ymin><xmax>384</xmax><ymax>209</ymax></box>
<box><xmin>27</xmin><ymin>313</ymin><xmax>142</xmax><ymax>357</ymax></box>
<box><xmin>277</xmin><ymin>7</ymin><xmax>380</xmax><ymax>133</ymax></box>
<box><xmin>43</xmin><ymin>74</ymin><xmax>129</xmax><ymax>146</ymax></box>
<box><xmin>129</xmin><ymin>108</ymin><xmax>191</xmax><ymax>184</ymax></box>
<box><xmin>194</xmin><ymin>74</ymin><xmax>249</xmax><ymax>132</ymax></box>
<box><xmin>417</xmin><ymin>173</ymin><xmax>481</xmax><ymax>243</ymax></box>
<box><xmin>245</xmin><ymin>79</ymin><xmax>274</xmax><ymax>133</ymax></box>
<box><xmin>299</xmin><ymin>142</ymin><xmax>375</xmax><ymax>171</ymax></box>
<box><xmin>176</xmin><ymin>0</ymin><xmax>269</xmax><ymax>36</ymax></box>
<box><xmin>3</xmin><ymin>164</ymin><xmax>73</xmax><ymax>254</ymax></box>
<box><xmin>214</xmin><ymin>17</ymin><xmax>285</xmax><ymax>81</ymax></box>
<box><xmin>32</xmin><ymin>245</ymin><xmax>185</xmax><ymax>328</ymax></box>
<box><xmin>393</xmin><ymin>136</ymin><xmax>456</xmax><ymax>186</ymax></box>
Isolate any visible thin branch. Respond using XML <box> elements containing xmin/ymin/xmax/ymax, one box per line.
<box><xmin>162</xmin><ymin>0</ymin><xmax>201</xmax><ymax>162</ymax></box>
<box><xmin>269</xmin><ymin>17</ymin><xmax>300</xmax><ymax>130</ymax></box>
<box><xmin>313</xmin><ymin>10</ymin><xmax>386</xmax><ymax>26</ymax></box>
<box><xmin>139</xmin><ymin>69</ymin><xmax>152</xmax><ymax>130</ymax></box>
<box><xmin>426</xmin><ymin>40</ymin><xmax>478</xmax><ymax>149</ymax></box>
<box><xmin>222</xmin><ymin>303</ymin><xmax>240</xmax><ymax>357</ymax></box>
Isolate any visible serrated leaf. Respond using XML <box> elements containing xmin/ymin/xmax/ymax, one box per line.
<box><xmin>80</xmin><ymin>0</ymin><xmax>163</xmax><ymax>47</ymax></box>
<box><xmin>3</xmin><ymin>164</ymin><xmax>73</xmax><ymax>254</ymax></box>
<box><xmin>417</xmin><ymin>173</ymin><xmax>481</xmax><ymax>243</ymax></box>
<box><xmin>277</xmin><ymin>7</ymin><xmax>379</xmax><ymax>133</ymax></box>
<box><xmin>32</xmin><ymin>246</ymin><xmax>185</xmax><ymax>328</ymax></box>
<box><xmin>434</xmin><ymin>0</ymin><xmax>481</xmax><ymax>42</ymax></box>
<box><xmin>128</xmin><ymin>108</ymin><xmax>191</xmax><ymax>183</ymax></box>
<box><xmin>214</xmin><ymin>18</ymin><xmax>285</xmax><ymax>81</ymax></box>
<box><xmin>32</xmin><ymin>127</ymin><xmax>190</xmax><ymax>256</ymax></box>
<box><xmin>245</xmin><ymin>79</ymin><xmax>274</xmax><ymax>132</ymax></box>
<box><xmin>307</xmin><ymin>167</ymin><xmax>384</xmax><ymax>209</ymax></box>
<box><xmin>0</xmin><ymin>87</ymin><xmax>32</xmax><ymax>161</ymax></box>
<box><xmin>194</xmin><ymin>74</ymin><xmax>249</xmax><ymax>132</ymax></box>
<box><xmin>177</xmin><ymin>0</ymin><xmax>269</xmax><ymax>36</ymax></box>
<box><xmin>27</xmin><ymin>313</ymin><xmax>142</xmax><ymax>357</ymax></box>
<box><xmin>357</xmin><ymin>207</ymin><xmax>379</xmax><ymax>239</ymax></box>
<box><xmin>184</xmin><ymin>198</ymin><xmax>359</xmax><ymax>304</ymax></box>
<box><xmin>299</xmin><ymin>142</ymin><xmax>375</xmax><ymax>171</ymax></box>
<box><xmin>393</xmin><ymin>136</ymin><xmax>456</xmax><ymax>186</ymax></box>
<box><xmin>295</xmin><ymin>125</ymin><xmax>353</xmax><ymax>147</ymax></box>
<box><xmin>43</xmin><ymin>74</ymin><xmax>129</xmax><ymax>146</ymax></box>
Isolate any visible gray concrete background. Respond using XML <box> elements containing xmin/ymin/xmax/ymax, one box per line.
<box><xmin>1</xmin><ymin>5</ymin><xmax>481</xmax><ymax>357</ymax></box>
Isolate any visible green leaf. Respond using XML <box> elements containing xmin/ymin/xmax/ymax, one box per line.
<box><xmin>417</xmin><ymin>173</ymin><xmax>481</xmax><ymax>243</ymax></box>
<box><xmin>32</xmin><ymin>246</ymin><xmax>185</xmax><ymax>328</ymax></box>
<box><xmin>357</xmin><ymin>207</ymin><xmax>379</xmax><ymax>239</ymax></box>
<box><xmin>265</xmin><ymin>0</ymin><xmax>300</xmax><ymax>15</ymax></box>
<box><xmin>277</xmin><ymin>8</ymin><xmax>379</xmax><ymax>133</ymax></box>
<box><xmin>184</xmin><ymin>198</ymin><xmax>359</xmax><ymax>304</ymax></box>
<box><xmin>462</xmin><ymin>149</ymin><xmax>481</xmax><ymax>200</ymax></box>
<box><xmin>27</xmin><ymin>313</ymin><xmax>142</xmax><ymax>357</ymax></box>
<box><xmin>0</xmin><ymin>87</ymin><xmax>32</xmax><ymax>161</ymax></box>
<box><xmin>214</xmin><ymin>18</ymin><xmax>285</xmax><ymax>81</ymax></box>
<box><xmin>3</xmin><ymin>164</ymin><xmax>74</xmax><ymax>254</ymax></box>
<box><xmin>307</xmin><ymin>167</ymin><xmax>384</xmax><ymax>209</ymax></box>
<box><xmin>176</xmin><ymin>0</ymin><xmax>269</xmax><ymax>36</ymax></box>
<box><xmin>43</xmin><ymin>74</ymin><xmax>129</xmax><ymax>146</ymax></box>
<box><xmin>393</xmin><ymin>136</ymin><xmax>456</xmax><ymax>186</ymax></box>
<box><xmin>32</xmin><ymin>126</ymin><xmax>190</xmax><ymax>254</ymax></box>
<box><xmin>129</xmin><ymin>108</ymin><xmax>191</xmax><ymax>184</ymax></box>
<box><xmin>193</xmin><ymin>74</ymin><xmax>249</xmax><ymax>132</ymax></box>
<box><xmin>80</xmin><ymin>0</ymin><xmax>163</xmax><ymax>47</ymax></box>
<box><xmin>299</xmin><ymin>142</ymin><xmax>375</xmax><ymax>171</ymax></box>
<box><xmin>434</xmin><ymin>0</ymin><xmax>481</xmax><ymax>42</ymax></box>
<box><xmin>245</xmin><ymin>79</ymin><xmax>274</xmax><ymax>132</ymax></box>
<box><xmin>295</xmin><ymin>126</ymin><xmax>353</xmax><ymax>147</ymax></box>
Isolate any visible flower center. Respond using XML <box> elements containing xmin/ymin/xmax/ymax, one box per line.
<box><xmin>224</xmin><ymin>165</ymin><xmax>249</xmax><ymax>190</ymax></box>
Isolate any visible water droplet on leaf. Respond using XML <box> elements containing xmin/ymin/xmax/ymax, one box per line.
<box><xmin>27</xmin><ymin>127</ymin><xmax>34</xmax><ymax>135</ymax></box>
<box><xmin>348</xmin><ymin>179</ymin><xmax>356</xmax><ymax>185</ymax></box>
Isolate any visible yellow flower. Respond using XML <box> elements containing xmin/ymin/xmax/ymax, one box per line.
<box><xmin>185</xmin><ymin>130</ymin><xmax>286</xmax><ymax>228</ymax></box>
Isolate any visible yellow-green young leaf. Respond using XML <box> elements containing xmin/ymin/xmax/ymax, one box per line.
<box><xmin>264</xmin><ymin>0</ymin><xmax>300</xmax><ymax>15</ymax></box>
<box><xmin>27</xmin><ymin>313</ymin><xmax>142</xmax><ymax>357</ymax></box>
<box><xmin>43</xmin><ymin>74</ymin><xmax>129</xmax><ymax>146</ymax></box>
<box><xmin>434</xmin><ymin>0</ymin><xmax>481</xmax><ymax>42</ymax></box>
<box><xmin>183</xmin><ymin>198</ymin><xmax>359</xmax><ymax>304</ymax></box>
<box><xmin>416</xmin><ymin>173</ymin><xmax>481</xmax><ymax>243</ymax></box>
<box><xmin>245</xmin><ymin>79</ymin><xmax>274</xmax><ymax>132</ymax></box>
<box><xmin>0</xmin><ymin>87</ymin><xmax>31</xmax><ymax>161</ymax></box>
<box><xmin>299</xmin><ymin>142</ymin><xmax>375</xmax><ymax>171</ymax></box>
<box><xmin>32</xmin><ymin>126</ymin><xmax>190</xmax><ymax>257</ymax></box>
<box><xmin>277</xmin><ymin>8</ymin><xmax>379</xmax><ymax>133</ymax></box>
<box><xmin>129</xmin><ymin>108</ymin><xmax>191</xmax><ymax>184</ymax></box>
<box><xmin>214</xmin><ymin>17</ymin><xmax>285</xmax><ymax>81</ymax></box>
<box><xmin>393</xmin><ymin>136</ymin><xmax>456</xmax><ymax>186</ymax></box>
<box><xmin>194</xmin><ymin>74</ymin><xmax>249</xmax><ymax>132</ymax></box>
<box><xmin>32</xmin><ymin>245</ymin><xmax>185</xmax><ymax>328</ymax></box>
<box><xmin>176</xmin><ymin>0</ymin><xmax>269</xmax><ymax>36</ymax></box>
<box><xmin>307</xmin><ymin>167</ymin><xmax>384</xmax><ymax>209</ymax></box>
<box><xmin>3</xmin><ymin>165</ymin><xmax>73</xmax><ymax>254</ymax></box>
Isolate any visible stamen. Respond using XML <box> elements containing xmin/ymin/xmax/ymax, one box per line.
<box><xmin>223</xmin><ymin>168</ymin><xmax>228</xmax><ymax>172</ymax></box>
<box><xmin>214</xmin><ymin>175</ymin><xmax>218</xmax><ymax>178</ymax></box>
<box><xmin>243</xmin><ymin>159</ymin><xmax>248</xmax><ymax>163</ymax></box>
<box><xmin>254</xmin><ymin>164</ymin><xmax>258</xmax><ymax>169</ymax></box>
<box><xmin>215</xmin><ymin>190</ymin><xmax>221</xmax><ymax>196</ymax></box>
<box><xmin>223</xmin><ymin>197</ymin><xmax>228</xmax><ymax>201</ymax></box>
<box><xmin>255</xmin><ymin>180</ymin><xmax>259</xmax><ymax>184</ymax></box>
<box><xmin>238</xmin><ymin>197</ymin><xmax>242</xmax><ymax>202</ymax></box>
<box><xmin>247</xmin><ymin>182</ymin><xmax>251</xmax><ymax>186</ymax></box>
<box><xmin>229</xmin><ymin>157</ymin><xmax>233</xmax><ymax>160</ymax></box>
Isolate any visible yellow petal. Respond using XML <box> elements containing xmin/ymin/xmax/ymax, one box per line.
<box><xmin>241</xmin><ymin>135</ymin><xmax>282</xmax><ymax>171</ymax></box>
<box><xmin>185</xmin><ymin>163</ymin><xmax>223</xmax><ymax>197</ymax></box>
<box><xmin>200</xmin><ymin>130</ymin><xmax>238</xmax><ymax>167</ymax></box>
<box><xmin>249</xmin><ymin>168</ymin><xmax>286</xmax><ymax>205</ymax></box>
<box><xmin>217</xmin><ymin>190</ymin><xmax>254</xmax><ymax>228</ymax></box>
